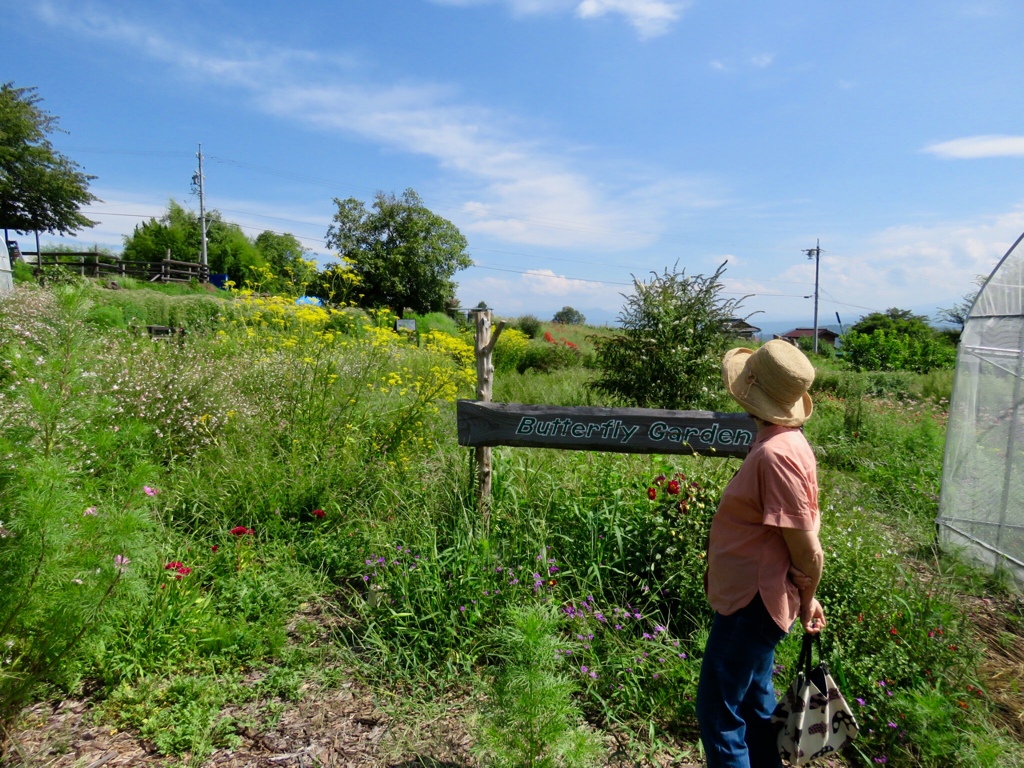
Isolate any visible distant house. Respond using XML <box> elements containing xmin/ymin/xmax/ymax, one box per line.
<box><xmin>723</xmin><ymin>318</ymin><xmax>761</xmax><ymax>340</ymax></box>
<box><xmin>775</xmin><ymin>327</ymin><xmax>840</xmax><ymax>347</ymax></box>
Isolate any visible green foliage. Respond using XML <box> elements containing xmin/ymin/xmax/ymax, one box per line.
<box><xmin>851</xmin><ymin>307</ymin><xmax>935</xmax><ymax>337</ymax></box>
<box><xmin>474</xmin><ymin>603</ymin><xmax>602</xmax><ymax>768</ymax></box>
<box><xmin>515</xmin><ymin>314</ymin><xmax>543</xmax><ymax>339</ymax></box>
<box><xmin>589</xmin><ymin>263</ymin><xmax>741</xmax><ymax>410</ymax></box>
<box><xmin>12</xmin><ymin>259</ymin><xmax>34</xmax><ymax>283</ymax></box>
<box><xmin>518</xmin><ymin>340</ymin><xmax>583</xmax><ymax>374</ymax></box>
<box><xmin>121</xmin><ymin>200</ymin><xmax>313</xmax><ymax>291</ymax></box>
<box><xmin>325</xmin><ymin>189</ymin><xmax>472</xmax><ymax>314</ymax></box>
<box><xmin>0</xmin><ymin>281</ymin><xmax>1019</xmax><ymax>768</ymax></box>
<box><xmin>841</xmin><ymin>328</ymin><xmax>956</xmax><ymax>373</ymax></box>
<box><xmin>0</xmin><ymin>82</ymin><xmax>97</xmax><ymax>235</ymax></box>
<box><xmin>552</xmin><ymin>306</ymin><xmax>586</xmax><ymax>325</ymax></box>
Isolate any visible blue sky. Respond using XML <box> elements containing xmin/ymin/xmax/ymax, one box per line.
<box><xmin>4</xmin><ymin>0</ymin><xmax>1024</xmax><ymax>327</ymax></box>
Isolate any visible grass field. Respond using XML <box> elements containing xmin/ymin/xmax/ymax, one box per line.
<box><xmin>0</xmin><ymin>281</ymin><xmax>1021</xmax><ymax>768</ymax></box>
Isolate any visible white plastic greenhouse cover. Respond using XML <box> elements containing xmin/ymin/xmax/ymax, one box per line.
<box><xmin>939</xmin><ymin>230</ymin><xmax>1024</xmax><ymax>587</ymax></box>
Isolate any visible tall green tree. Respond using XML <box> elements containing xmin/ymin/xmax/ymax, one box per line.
<box><xmin>590</xmin><ymin>263</ymin><xmax>743</xmax><ymax>410</ymax></box>
<box><xmin>0</xmin><ymin>83</ymin><xmax>97</xmax><ymax>235</ymax></box>
<box><xmin>552</xmin><ymin>306</ymin><xmax>586</xmax><ymax>325</ymax></box>
<box><xmin>122</xmin><ymin>200</ymin><xmax>272</xmax><ymax>286</ymax></box>
<box><xmin>325</xmin><ymin>189</ymin><xmax>471</xmax><ymax>315</ymax></box>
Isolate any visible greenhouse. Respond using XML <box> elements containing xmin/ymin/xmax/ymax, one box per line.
<box><xmin>939</xmin><ymin>230</ymin><xmax>1024</xmax><ymax>587</ymax></box>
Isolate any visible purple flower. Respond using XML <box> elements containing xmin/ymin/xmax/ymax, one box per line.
<box><xmin>114</xmin><ymin>554</ymin><xmax>131</xmax><ymax>572</ymax></box>
<box><xmin>459</xmin><ymin>605</ymin><xmax>466</xmax><ymax>612</ymax></box>
<box><xmin>580</xmin><ymin>666</ymin><xmax>588</xmax><ymax>674</ymax></box>
<box><xmin>856</xmin><ymin>697</ymin><xmax>866</xmax><ymax>706</ymax></box>
<box><xmin>83</xmin><ymin>506</ymin><xmax>97</xmax><ymax>516</ymax></box>
<box><xmin>143</xmin><ymin>486</ymin><xmax>159</xmax><ymax>496</ymax></box>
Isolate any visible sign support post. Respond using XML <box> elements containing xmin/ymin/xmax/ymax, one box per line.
<box><xmin>471</xmin><ymin>309</ymin><xmax>505</xmax><ymax>527</ymax></box>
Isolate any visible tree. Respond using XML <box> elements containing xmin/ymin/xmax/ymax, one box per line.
<box><xmin>936</xmin><ymin>278</ymin><xmax>984</xmax><ymax>340</ymax></box>
<box><xmin>842</xmin><ymin>306</ymin><xmax>955</xmax><ymax>372</ymax></box>
<box><xmin>590</xmin><ymin>263</ymin><xmax>744</xmax><ymax>410</ymax></box>
<box><xmin>850</xmin><ymin>308</ymin><xmax>933</xmax><ymax>338</ymax></box>
<box><xmin>552</xmin><ymin>306</ymin><xmax>585</xmax><ymax>325</ymax></box>
<box><xmin>324</xmin><ymin>189</ymin><xmax>471</xmax><ymax>316</ymax></box>
<box><xmin>0</xmin><ymin>83</ymin><xmax>97</xmax><ymax>235</ymax></box>
<box><xmin>121</xmin><ymin>200</ymin><xmax>283</xmax><ymax>287</ymax></box>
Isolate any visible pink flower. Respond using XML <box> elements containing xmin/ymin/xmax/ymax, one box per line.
<box><xmin>114</xmin><ymin>554</ymin><xmax>131</xmax><ymax>572</ymax></box>
<box><xmin>143</xmin><ymin>486</ymin><xmax>159</xmax><ymax>496</ymax></box>
<box><xmin>312</xmin><ymin>508</ymin><xmax>326</xmax><ymax>519</ymax></box>
<box><xmin>83</xmin><ymin>507</ymin><xmax>97</xmax><ymax>516</ymax></box>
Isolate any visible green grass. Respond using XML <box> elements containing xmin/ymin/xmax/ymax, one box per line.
<box><xmin>0</xmin><ymin>284</ymin><xmax>1020</xmax><ymax>767</ymax></box>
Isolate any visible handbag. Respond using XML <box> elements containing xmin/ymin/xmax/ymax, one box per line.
<box><xmin>771</xmin><ymin>633</ymin><xmax>859</xmax><ymax>765</ymax></box>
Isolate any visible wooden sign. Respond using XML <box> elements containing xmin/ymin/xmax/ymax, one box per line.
<box><xmin>457</xmin><ymin>400</ymin><xmax>755</xmax><ymax>459</ymax></box>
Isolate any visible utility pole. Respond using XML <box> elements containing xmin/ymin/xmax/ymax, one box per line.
<box><xmin>192</xmin><ymin>144</ymin><xmax>208</xmax><ymax>272</ymax></box>
<box><xmin>803</xmin><ymin>239</ymin><xmax>821</xmax><ymax>354</ymax></box>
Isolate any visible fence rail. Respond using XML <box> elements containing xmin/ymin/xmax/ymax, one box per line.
<box><xmin>23</xmin><ymin>251</ymin><xmax>209</xmax><ymax>284</ymax></box>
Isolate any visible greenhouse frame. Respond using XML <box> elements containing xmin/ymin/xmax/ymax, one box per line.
<box><xmin>939</xmin><ymin>230</ymin><xmax>1024</xmax><ymax>588</ymax></box>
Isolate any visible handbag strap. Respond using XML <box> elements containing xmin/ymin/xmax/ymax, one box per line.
<box><xmin>797</xmin><ymin>632</ymin><xmax>823</xmax><ymax>677</ymax></box>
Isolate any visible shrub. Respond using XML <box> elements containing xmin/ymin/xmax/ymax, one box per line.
<box><xmin>474</xmin><ymin>603</ymin><xmax>601</xmax><ymax>768</ymax></box>
<box><xmin>495</xmin><ymin>327</ymin><xmax>530</xmax><ymax>372</ymax></box>
<box><xmin>518</xmin><ymin>342</ymin><xmax>582</xmax><ymax>374</ymax></box>
<box><xmin>589</xmin><ymin>263</ymin><xmax>741</xmax><ymax>410</ymax></box>
<box><xmin>515</xmin><ymin>314</ymin><xmax>543</xmax><ymax>339</ymax></box>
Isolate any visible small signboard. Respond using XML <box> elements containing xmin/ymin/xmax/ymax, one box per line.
<box><xmin>457</xmin><ymin>400</ymin><xmax>755</xmax><ymax>458</ymax></box>
<box><xmin>395</xmin><ymin>318</ymin><xmax>417</xmax><ymax>332</ymax></box>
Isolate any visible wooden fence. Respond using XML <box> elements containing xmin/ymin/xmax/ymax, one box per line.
<box><xmin>24</xmin><ymin>251</ymin><xmax>209</xmax><ymax>284</ymax></box>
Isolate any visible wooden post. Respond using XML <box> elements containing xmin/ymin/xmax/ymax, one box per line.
<box><xmin>472</xmin><ymin>309</ymin><xmax>506</xmax><ymax>526</ymax></box>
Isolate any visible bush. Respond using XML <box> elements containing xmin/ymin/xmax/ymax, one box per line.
<box><xmin>494</xmin><ymin>327</ymin><xmax>530</xmax><ymax>372</ymax></box>
<box><xmin>589</xmin><ymin>263</ymin><xmax>741</xmax><ymax>410</ymax></box>
<box><xmin>842</xmin><ymin>329</ymin><xmax>956</xmax><ymax>373</ymax></box>
<box><xmin>515</xmin><ymin>314</ymin><xmax>543</xmax><ymax>339</ymax></box>
<box><xmin>518</xmin><ymin>341</ymin><xmax>582</xmax><ymax>374</ymax></box>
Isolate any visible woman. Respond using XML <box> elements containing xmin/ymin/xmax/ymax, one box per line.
<box><xmin>696</xmin><ymin>340</ymin><xmax>825</xmax><ymax>768</ymax></box>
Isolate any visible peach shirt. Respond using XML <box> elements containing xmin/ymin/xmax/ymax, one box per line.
<box><xmin>705</xmin><ymin>424</ymin><xmax>819</xmax><ymax>633</ymax></box>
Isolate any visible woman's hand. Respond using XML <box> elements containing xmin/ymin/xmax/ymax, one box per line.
<box><xmin>801</xmin><ymin>598</ymin><xmax>826</xmax><ymax>634</ymax></box>
<box><xmin>788</xmin><ymin>564</ymin><xmax>812</xmax><ymax>590</ymax></box>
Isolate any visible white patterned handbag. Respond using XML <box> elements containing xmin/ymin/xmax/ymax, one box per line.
<box><xmin>771</xmin><ymin>634</ymin><xmax>859</xmax><ymax>765</ymax></box>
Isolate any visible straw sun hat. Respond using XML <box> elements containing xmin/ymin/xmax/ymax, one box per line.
<box><xmin>721</xmin><ymin>339</ymin><xmax>815</xmax><ymax>427</ymax></box>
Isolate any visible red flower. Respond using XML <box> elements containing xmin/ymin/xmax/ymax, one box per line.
<box><xmin>647</xmin><ymin>487</ymin><xmax>658</xmax><ymax>501</ymax></box>
<box><xmin>230</xmin><ymin>526</ymin><xmax>249</xmax><ymax>536</ymax></box>
<box><xmin>653</xmin><ymin>475</ymin><xmax>666</xmax><ymax>486</ymax></box>
<box><xmin>164</xmin><ymin>561</ymin><xmax>184</xmax><ymax>570</ymax></box>
<box><xmin>544</xmin><ymin>331</ymin><xmax>555</xmax><ymax>343</ymax></box>
<box><xmin>667</xmin><ymin>480</ymin><xmax>681</xmax><ymax>495</ymax></box>
<box><xmin>211</xmin><ymin>545</ymin><xmax>219</xmax><ymax>553</ymax></box>
<box><xmin>312</xmin><ymin>508</ymin><xmax>326</xmax><ymax>519</ymax></box>
<box><xmin>174</xmin><ymin>566</ymin><xmax>192</xmax><ymax>580</ymax></box>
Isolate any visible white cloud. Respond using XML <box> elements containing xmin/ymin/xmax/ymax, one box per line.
<box><xmin>32</xmin><ymin>2</ymin><xmax>716</xmax><ymax>252</ymax></box>
<box><xmin>749</xmin><ymin>53</ymin><xmax>774</xmax><ymax>68</ymax></box>
<box><xmin>427</xmin><ymin>0</ymin><xmax>687</xmax><ymax>37</ymax></box>
<box><xmin>575</xmin><ymin>0</ymin><xmax>690</xmax><ymax>38</ymax></box>
<box><xmin>923</xmin><ymin>135</ymin><xmax>1024</xmax><ymax>159</ymax></box>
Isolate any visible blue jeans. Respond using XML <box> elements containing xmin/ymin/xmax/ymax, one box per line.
<box><xmin>696</xmin><ymin>593</ymin><xmax>787</xmax><ymax>768</ymax></box>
